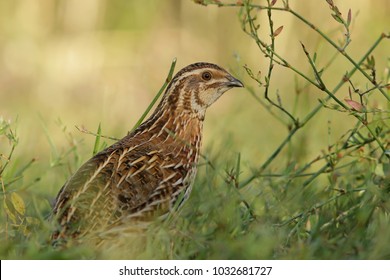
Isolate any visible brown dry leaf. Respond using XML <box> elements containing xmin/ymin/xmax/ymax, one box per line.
<box><xmin>347</xmin><ymin>9</ymin><xmax>352</xmax><ymax>26</ymax></box>
<box><xmin>345</xmin><ymin>99</ymin><xmax>364</xmax><ymax>112</ymax></box>
<box><xmin>274</xmin><ymin>26</ymin><xmax>284</xmax><ymax>37</ymax></box>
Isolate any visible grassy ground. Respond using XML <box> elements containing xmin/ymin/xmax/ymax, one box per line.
<box><xmin>1</xmin><ymin>0</ymin><xmax>389</xmax><ymax>259</ymax></box>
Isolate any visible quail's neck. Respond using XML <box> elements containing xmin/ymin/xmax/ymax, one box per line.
<box><xmin>133</xmin><ymin>106</ymin><xmax>203</xmax><ymax>150</ymax></box>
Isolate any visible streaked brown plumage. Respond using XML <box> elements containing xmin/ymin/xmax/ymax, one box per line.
<box><xmin>52</xmin><ymin>62</ymin><xmax>243</xmax><ymax>243</ymax></box>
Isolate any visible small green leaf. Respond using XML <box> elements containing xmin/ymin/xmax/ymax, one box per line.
<box><xmin>26</xmin><ymin>216</ymin><xmax>40</xmax><ymax>225</ymax></box>
<box><xmin>11</xmin><ymin>192</ymin><xmax>25</xmax><ymax>216</ymax></box>
<box><xmin>331</xmin><ymin>14</ymin><xmax>344</xmax><ymax>24</ymax></box>
<box><xmin>3</xmin><ymin>200</ymin><xmax>17</xmax><ymax>223</ymax></box>
<box><xmin>383</xmin><ymin>163</ymin><xmax>390</xmax><ymax>177</ymax></box>
<box><xmin>375</xmin><ymin>164</ymin><xmax>384</xmax><ymax>177</ymax></box>
<box><xmin>369</xmin><ymin>55</ymin><xmax>375</xmax><ymax>67</ymax></box>
<box><xmin>92</xmin><ymin>123</ymin><xmax>102</xmax><ymax>156</ymax></box>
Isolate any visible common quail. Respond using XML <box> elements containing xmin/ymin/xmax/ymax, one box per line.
<box><xmin>52</xmin><ymin>62</ymin><xmax>243</xmax><ymax>243</ymax></box>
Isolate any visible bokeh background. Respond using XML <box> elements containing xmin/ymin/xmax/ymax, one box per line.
<box><xmin>0</xmin><ymin>0</ymin><xmax>389</xmax><ymax>259</ymax></box>
<box><xmin>1</xmin><ymin>0</ymin><xmax>389</xmax><ymax>172</ymax></box>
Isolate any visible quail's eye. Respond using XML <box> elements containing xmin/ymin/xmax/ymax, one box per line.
<box><xmin>201</xmin><ymin>71</ymin><xmax>212</xmax><ymax>81</ymax></box>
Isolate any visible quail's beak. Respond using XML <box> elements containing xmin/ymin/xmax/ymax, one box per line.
<box><xmin>226</xmin><ymin>75</ymin><xmax>244</xmax><ymax>88</ymax></box>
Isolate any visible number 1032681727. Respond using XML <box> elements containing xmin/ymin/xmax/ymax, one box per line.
<box><xmin>212</xmin><ymin>266</ymin><xmax>272</xmax><ymax>276</ymax></box>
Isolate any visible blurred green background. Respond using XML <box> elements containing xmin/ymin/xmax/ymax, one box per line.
<box><xmin>0</xmin><ymin>0</ymin><xmax>389</xmax><ymax>259</ymax></box>
<box><xmin>1</xmin><ymin>0</ymin><xmax>388</xmax><ymax>192</ymax></box>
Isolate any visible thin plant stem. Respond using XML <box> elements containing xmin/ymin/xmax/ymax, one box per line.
<box><xmin>240</xmin><ymin>33</ymin><xmax>387</xmax><ymax>188</ymax></box>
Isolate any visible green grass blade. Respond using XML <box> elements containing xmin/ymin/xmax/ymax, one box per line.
<box><xmin>92</xmin><ymin>123</ymin><xmax>102</xmax><ymax>156</ymax></box>
<box><xmin>130</xmin><ymin>58</ymin><xmax>177</xmax><ymax>132</ymax></box>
